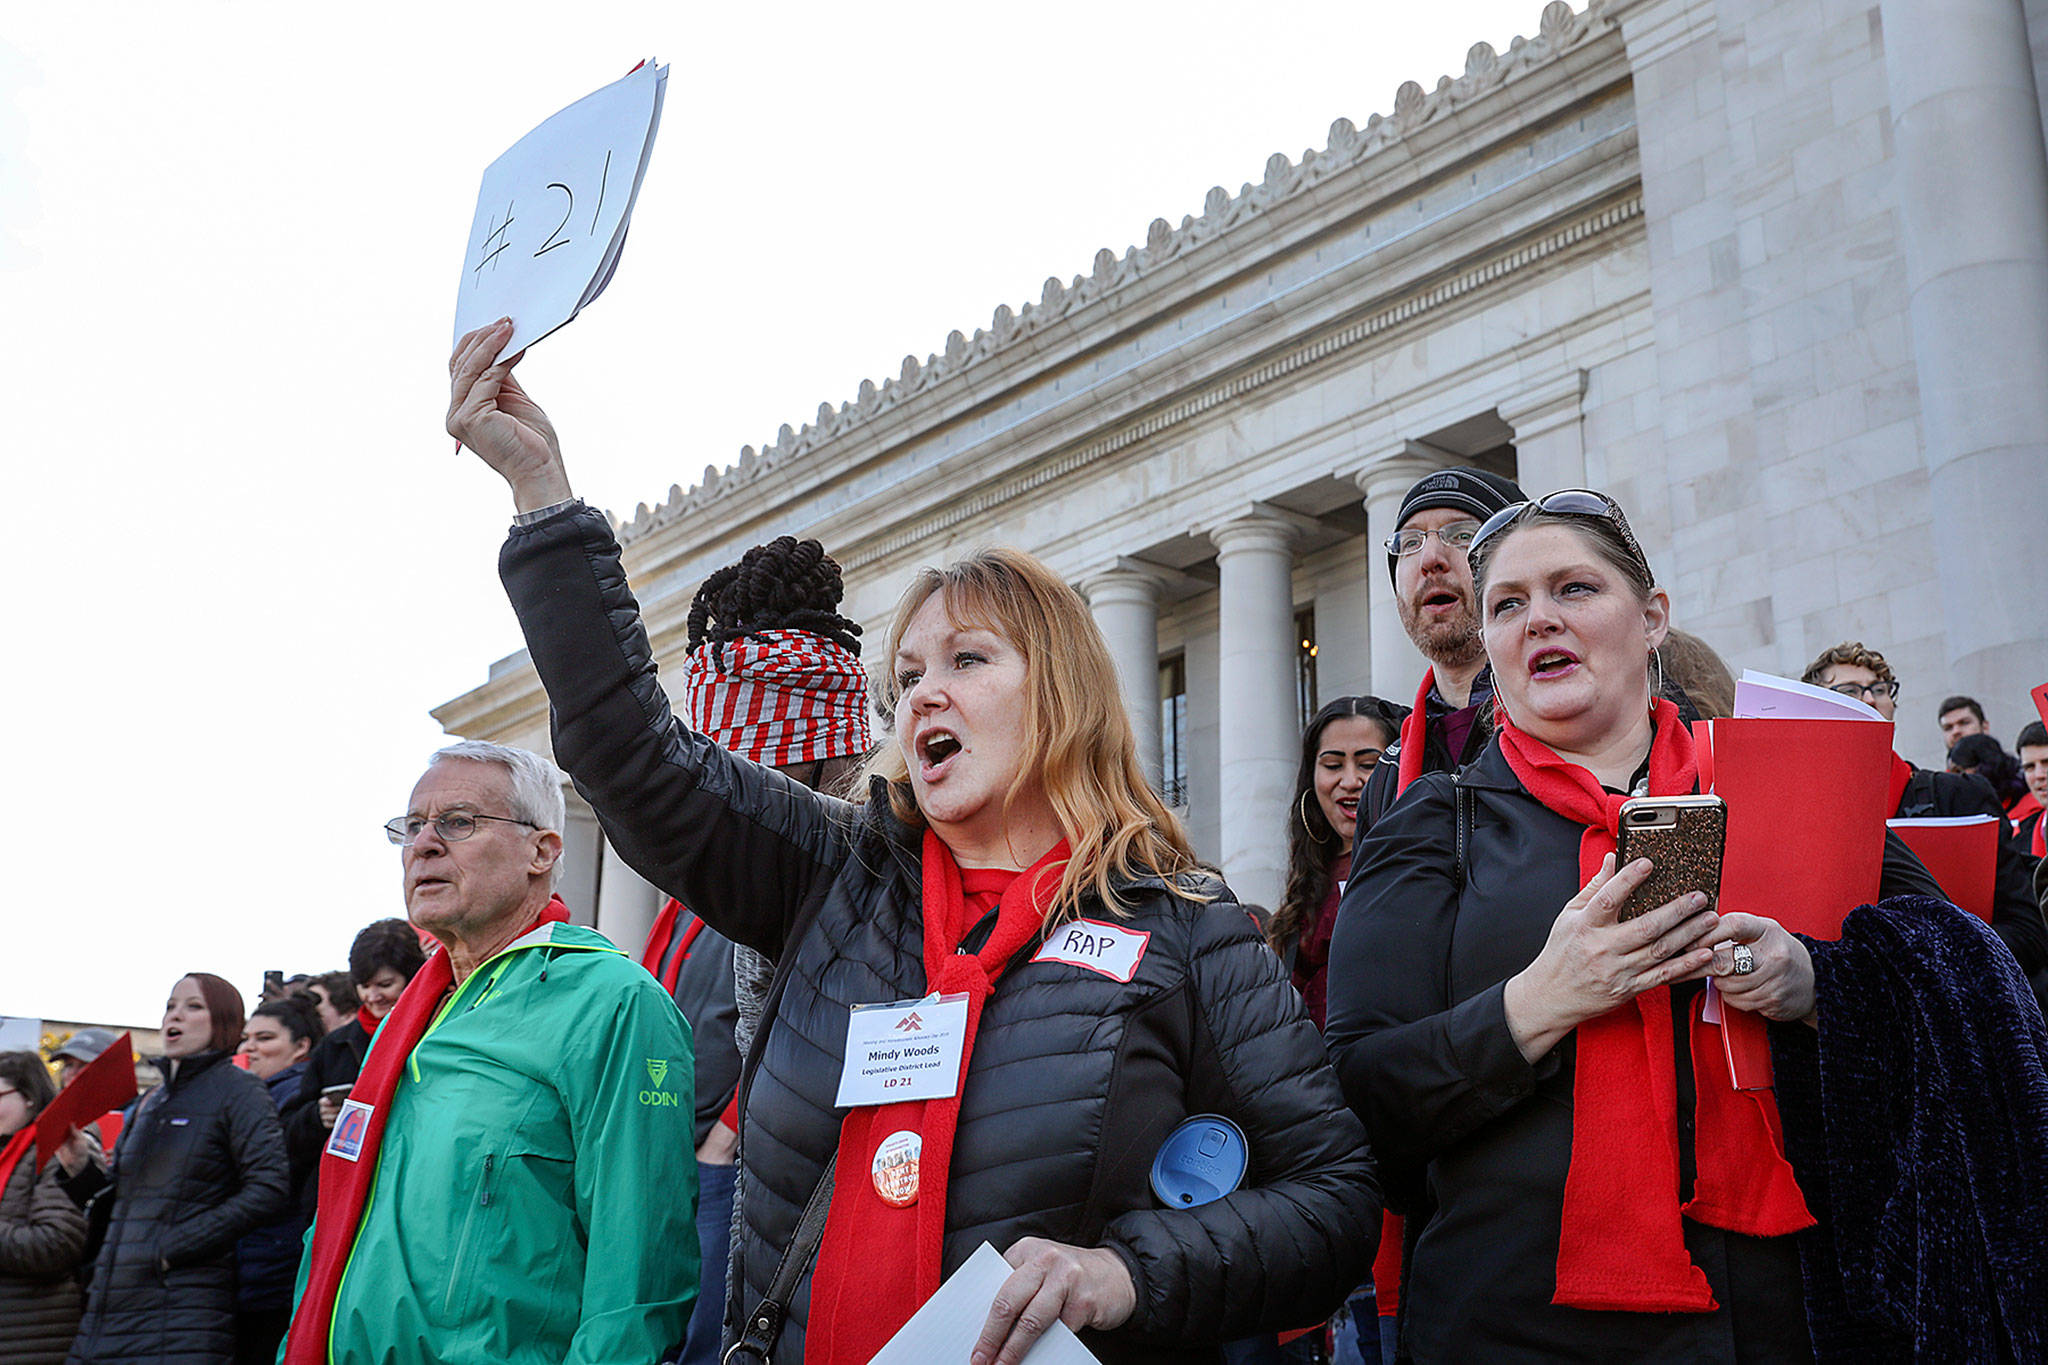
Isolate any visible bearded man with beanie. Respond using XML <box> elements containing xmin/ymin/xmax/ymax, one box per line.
<box><xmin>1341</xmin><ymin>465</ymin><xmax>1523</xmax><ymax>1354</ymax></box>
<box><xmin>1355</xmin><ymin>466</ymin><xmax>1528</xmax><ymax>838</ymax></box>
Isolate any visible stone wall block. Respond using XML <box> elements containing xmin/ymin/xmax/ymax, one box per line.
<box><xmin>1770</xmin><ymin>551</ymin><xmax>1847</xmax><ymax>622</ymax></box>
<box><xmin>1822</xmin><ymin>416</ymin><xmax>1923</xmax><ymax>493</ymax></box>
<box><xmin>1797</xmin><ymin>598</ymin><xmax>1896</xmax><ymax>666</ymax></box>
<box><xmin>1792</xmin><ymin>112</ymin><xmax>1891</xmax><ymax>194</ymax></box>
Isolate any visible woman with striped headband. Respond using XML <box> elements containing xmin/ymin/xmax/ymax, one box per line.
<box><xmin>448</xmin><ymin>320</ymin><xmax>1379</xmax><ymax>1365</ymax></box>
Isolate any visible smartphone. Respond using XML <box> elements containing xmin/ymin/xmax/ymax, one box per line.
<box><xmin>1613</xmin><ymin>794</ymin><xmax>1727</xmax><ymax>922</ymax></box>
<box><xmin>321</xmin><ymin>1084</ymin><xmax>354</xmax><ymax>1102</ymax></box>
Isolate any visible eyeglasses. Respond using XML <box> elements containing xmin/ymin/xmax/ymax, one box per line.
<box><xmin>1382</xmin><ymin>520</ymin><xmax>1481</xmax><ymax>557</ymax></box>
<box><xmin>1468</xmin><ymin>488</ymin><xmax>1649</xmax><ymax>577</ymax></box>
<box><xmin>383</xmin><ymin>813</ymin><xmax>539</xmax><ymax>846</ymax></box>
<box><xmin>1827</xmin><ymin>680</ymin><xmax>1900</xmax><ymax>701</ymax></box>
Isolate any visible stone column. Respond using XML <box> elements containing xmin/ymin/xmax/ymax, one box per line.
<box><xmin>1879</xmin><ymin>0</ymin><xmax>2048</xmax><ymax>699</ymax></box>
<box><xmin>1357</xmin><ymin>452</ymin><xmax>1440</xmax><ymax>702</ymax></box>
<box><xmin>1082</xmin><ymin>565</ymin><xmax>1164</xmax><ymax>789</ymax></box>
<box><xmin>1208</xmin><ymin>512</ymin><xmax>1300</xmax><ymax>910</ymax></box>
<box><xmin>597</xmin><ymin>840</ymin><xmax>662</xmax><ymax>955</ymax></box>
<box><xmin>556</xmin><ymin>793</ymin><xmax>604</xmax><ymax>929</ymax></box>
<box><xmin>1498</xmin><ymin>371</ymin><xmax>1588</xmax><ymax>493</ymax></box>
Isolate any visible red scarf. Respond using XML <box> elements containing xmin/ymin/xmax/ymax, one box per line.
<box><xmin>1369</xmin><ymin>672</ymin><xmax>1448</xmax><ymax>1320</ymax></box>
<box><xmin>354</xmin><ymin>1005</ymin><xmax>380</xmax><ymax>1038</ymax></box>
<box><xmin>1394</xmin><ymin>671</ymin><xmax>1434</xmax><ymax>794</ymax></box>
<box><xmin>1887</xmin><ymin>752</ymin><xmax>1914</xmax><ymax>816</ymax></box>
<box><xmin>640</xmin><ymin>897</ymin><xmax>707</xmax><ymax>996</ymax></box>
<box><xmin>1498</xmin><ymin>700</ymin><xmax>1814</xmax><ymax>1312</ymax></box>
<box><xmin>2008</xmin><ymin>791</ymin><xmax>2042</xmax><ymax>835</ymax></box>
<box><xmin>281</xmin><ymin>897</ymin><xmax>570</xmax><ymax>1365</ymax></box>
<box><xmin>806</xmin><ymin>834</ymin><xmax>1069</xmax><ymax>1365</ymax></box>
<box><xmin>0</xmin><ymin>1127</ymin><xmax>34</xmax><ymax>1197</ymax></box>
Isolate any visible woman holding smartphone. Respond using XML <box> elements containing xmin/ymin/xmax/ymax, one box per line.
<box><xmin>1323</xmin><ymin>491</ymin><xmax>1946</xmax><ymax>1362</ymax></box>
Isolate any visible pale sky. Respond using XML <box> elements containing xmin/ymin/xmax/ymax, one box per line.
<box><xmin>2</xmin><ymin>0</ymin><xmax>1547</xmax><ymax>1028</ymax></box>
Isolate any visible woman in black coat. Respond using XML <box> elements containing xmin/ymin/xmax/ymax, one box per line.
<box><xmin>1323</xmin><ymin>492</ymin><xmax>1955</xmax><ymax>1362</ymax></box>
<box><xmin>0</xmin><ymin>1051</ymin><xmax>90</xmax><ymax>1365</ymax></box>
<box><xmin>66</xmin><ymin>976</ymin><xmax>289</xmax><ymax>1365</ymax></box>
<box><xmin>449</xmin><ymin>320</ymin><xmax>1380</xmax><ymax>1365</ymax></box>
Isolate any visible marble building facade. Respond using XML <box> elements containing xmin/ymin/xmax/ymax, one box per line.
<box><xmin>435</xmin><ymin>0</ymin><xmax>2048</xmax><ymax>952</ymax></box>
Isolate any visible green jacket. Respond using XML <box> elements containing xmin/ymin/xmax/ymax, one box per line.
<box><xmin>299</xmin><ymin>920</ymin><xmax>697</xmax><ymax>1364</ymax></box>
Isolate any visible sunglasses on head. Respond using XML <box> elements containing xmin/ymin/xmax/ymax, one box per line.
<box><xmin>1467</xmin><ymin>488</ymin><xmax>1649</xmax><ymax>576</ymax></box>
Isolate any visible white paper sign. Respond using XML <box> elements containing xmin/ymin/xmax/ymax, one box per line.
<box><xmin>453</xmin><ymin>61</ymin><xmax>669</xmax><ymax>356</ymax></box>
<box><xmin>835</xmin><ymin>993</ymin><xmax>969</xmax><ymax>1108</ymax></box>
<box><xmin>1029</xmin><ymin>920</ymin><xmax>1151</xmax><ymax>983</ymax></box>
<box><xmin>867</xmin><ymin>1242</ymin><xmax>1102</xmax><ymax>1365</ymax></box>
<box><xmin>1732</xmin><ymin>669</ymin><xmax>1886</xmax><ymax>722</ymax></box>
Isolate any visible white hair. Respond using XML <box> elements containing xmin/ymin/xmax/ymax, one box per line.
<box><xmin>428</xmin><ymin>741</ymin><xmax>568</xmax><ymax>885</ymax></box>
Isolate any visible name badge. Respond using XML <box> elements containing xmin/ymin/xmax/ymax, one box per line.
<box><xmin>834</xmin><ymin>993</ymin><xmax>969</xmax><ymax>1108</ymax></box>
<box><xmin>326</xmin><ymin>1100</ymin><xmax>374</xmax><ymax>1162</ymax></box>
<box><xmin>1031</xmin><ymin>919</ymin><xmax>1151</xmax><ymax>982</ymax></box>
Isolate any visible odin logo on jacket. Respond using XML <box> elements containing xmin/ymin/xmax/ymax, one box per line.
<box><xmin>640</xmin><ymin>1057</ymin><xmax>679</xmax><ymax>1107</ymax></box>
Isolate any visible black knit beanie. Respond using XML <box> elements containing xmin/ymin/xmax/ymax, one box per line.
<box><xmin>1385</xmin><ymin>466</ymin><xmax>1529</xmax><ymax>582</ymax></box>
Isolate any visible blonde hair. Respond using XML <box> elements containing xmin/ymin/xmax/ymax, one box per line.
<box><xmin>864</xmin><ymin>548</ymin><xmax>1209</xmax><ymax>924</ymax></box>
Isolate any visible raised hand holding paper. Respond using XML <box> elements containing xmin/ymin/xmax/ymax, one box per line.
<box><xmin>452</xmin><ymin>61</ymin><xmax>668</xmax><ymax>357</ymax></box>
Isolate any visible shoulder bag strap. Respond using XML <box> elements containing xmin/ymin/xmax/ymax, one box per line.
<box><xmin>722</xmin><ymin>1160</ymin><xmax>837</xmax><ymax>1365</ymax></box>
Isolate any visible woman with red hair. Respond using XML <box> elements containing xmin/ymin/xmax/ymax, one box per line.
<box><xmin>64</xmin><ymin>976</ymin><xmax>289</xmax><ymax>1365</ymax></box>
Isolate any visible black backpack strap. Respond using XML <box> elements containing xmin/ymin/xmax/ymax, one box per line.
<box><xmin>723</xmin><ymin>1161</ymin><xmax>837</xmax><ymax>1364</ymax></box>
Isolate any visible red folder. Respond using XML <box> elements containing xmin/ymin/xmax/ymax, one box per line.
<box><xmin>1887</xmin><ymin>816</ymin><xmax>1999</xmax><ymax>921</ymax></box>
<box><xmin>36</xmin><ymin>1033</ymin><xmax>138</xmax><ymax>1158</ymax></box>
<box><xmin>2033</xmin><ymin>681</ymin><xmax>2048</xmax><ymax>729</ymax></box>
<box><xmin>1692</xmin><ymin>717</ymin><xmax>1894</xmax><ymax>1087</ymax></box>
<box><xmin>1694</xmin><ymin>718</ymin><xmax>1892</xmax><ymax>937</ymax></box>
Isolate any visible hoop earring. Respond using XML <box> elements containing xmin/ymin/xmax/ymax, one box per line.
<box><xmin>1650</xmin><ymin>646</ymin><xmax>1666</xmax><ymax>707</ymax></box>
<box><xmin>1299</xmin><ymin>792</ymin><xmax>1330</xmax><ymax>843</ymax></box>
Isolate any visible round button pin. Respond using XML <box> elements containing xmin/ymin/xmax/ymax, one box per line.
<box><xmin>872</xmin><ymin>1129</ymin><xmax>922</xmax><ymax>1207</ymax></box>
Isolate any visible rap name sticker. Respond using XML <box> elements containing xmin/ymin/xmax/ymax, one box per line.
<box><xmin>835</xmin><ymin>993</ymin><xmax>969</xmax><ymax>1108</ymax></box>
<box><xmin>1031</xmin><ymin>919</ymin><xmax>1151</xmax><ymax>982</ymax></box>
<box><xmin>326</xmin><ymin>1100</ymin><xmax>374</xmax><ymax>1162</ymax></box>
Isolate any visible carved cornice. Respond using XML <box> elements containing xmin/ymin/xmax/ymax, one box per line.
<box><xmin>837</xmin><ymin>189</ymin><xmax>1643</xmax><ymax>572</ymax></box>
<box><xmin>617</xmin><ymin>0</ymin><xmax>1614</xmax><ymax>544</ymax></box>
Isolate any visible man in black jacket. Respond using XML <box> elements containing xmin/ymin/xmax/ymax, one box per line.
<box><xmin>1803</xmin><ymin>641</ymin><xmax>2048</xmax><ymax>980</ymax></box>
<box><xmin>1354</xmin><ymin>466</ymin><xmax>1526</xmax><ymax>839</ymax></box>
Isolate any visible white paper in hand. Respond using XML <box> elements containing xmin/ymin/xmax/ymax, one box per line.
<box><xmin>1732</xmin><ymin>669</ymin><xmax>1886</xmax><ymax>722</ymax></box>
<box><xmin>453</xmin><ymin>61</ymin><xmax>668</xmax><ymax>355</ymax></box>
<box><xmin>867</xmin><ymin>1243</ymin><xmax>1102</xmax><ymax>1365</ymax></box>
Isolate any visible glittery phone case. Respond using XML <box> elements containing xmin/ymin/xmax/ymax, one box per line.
<box><xmin>1614</xmin><ymin>796</ymin><xmax>1727</xmax><ymax>922</ymax></box>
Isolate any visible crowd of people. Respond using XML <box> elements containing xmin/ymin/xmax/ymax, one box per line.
<box><xmin>3</xmin><ymin>320</ymin><xmax>2042</xmax><ymax>1365</ymax></box>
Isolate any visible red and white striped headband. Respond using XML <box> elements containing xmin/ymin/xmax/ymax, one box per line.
<box><xmin>684</xmin><ymin>628</ymin><xmax>873</xmax><ymax>768</ymax></box>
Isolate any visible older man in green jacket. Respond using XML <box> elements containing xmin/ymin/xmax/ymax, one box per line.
<box><xmin>279</xmin><ymin>741</ymin><xmax>697</xmax><ymax>1365</ymax></box>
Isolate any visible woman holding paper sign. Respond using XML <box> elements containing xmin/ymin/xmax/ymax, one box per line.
<box><xmin>1323</xmin><ymin>491</ymin><xmax>1975</xmax><ymax>1361</ymax></box>
<box><xmin>447</xmin><ymin>319</ymin><xmax>1380</xmax><ymax>1365</ymax></box>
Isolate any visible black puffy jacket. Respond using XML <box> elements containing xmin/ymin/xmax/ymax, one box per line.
<box><xmin>233</xmin><ymin>1063</ymin><xmax>309</xmax><ymax>1312</ymax></box>
<box><xmin>502</xmin><ymin>504</ymin><xmax>1380</xmax><ymax>1364</ymax></box>
<box><xmin>279</xmin><ymin>1020</ymin><xmax>367</xmax><ymax>1218</ymax></box>
<box><xmin>0</xmin><ymin>1147</ymin><xmax>88</xmax><ymax>1365</ymax></box>
<box><xmin>1324</xmin><ymin>738</ymin><xmax>1946</xmax><ymax>1363</ymax></box>
<box><xmin>65</xmin><ymin>1052</ymin><xmax>288</xmax><ymax>1365</ymax></box>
